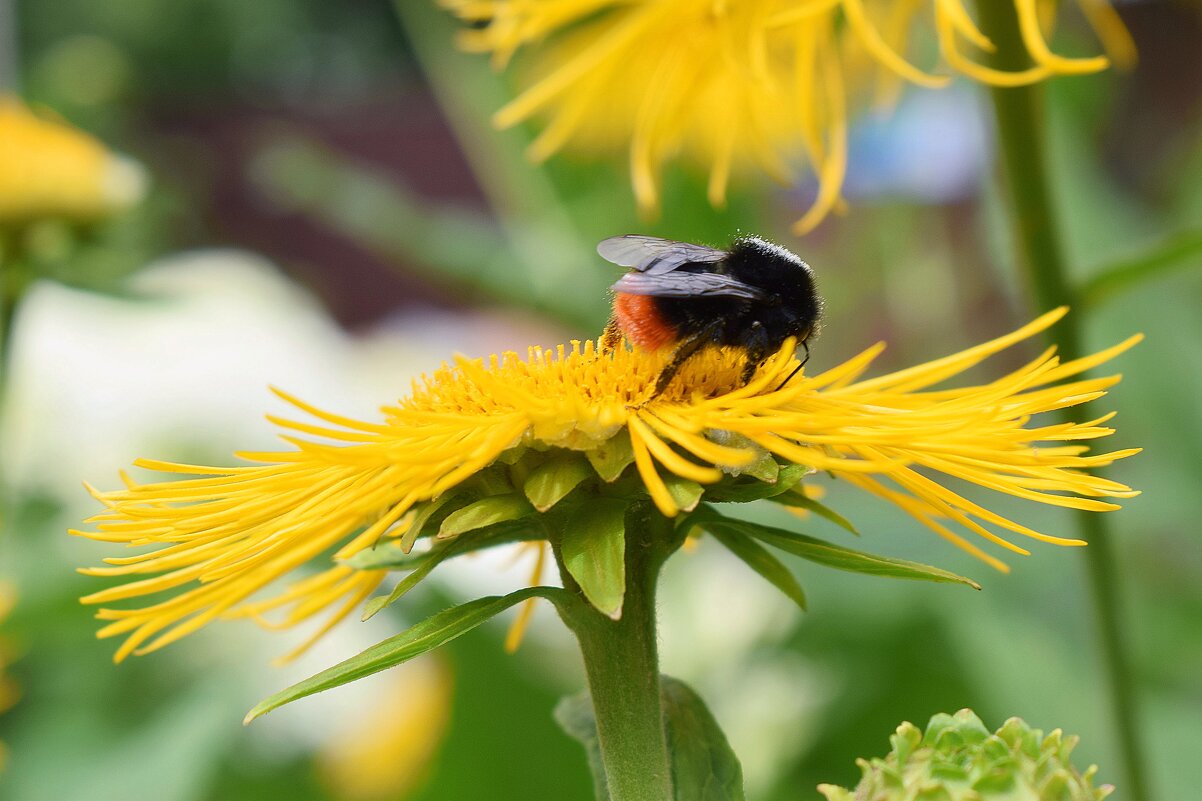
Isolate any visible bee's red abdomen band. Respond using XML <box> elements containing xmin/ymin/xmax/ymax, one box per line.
<box><xmin>613</xmin><ymin>293</ymin><xmax>676</xmax><ymax>351</ymax></box>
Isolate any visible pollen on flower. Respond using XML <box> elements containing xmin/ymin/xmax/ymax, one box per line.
<box><xmin>75</xmin><ymin>307</ymin><xmax>1139</xmax><ymax>659</ymax></box>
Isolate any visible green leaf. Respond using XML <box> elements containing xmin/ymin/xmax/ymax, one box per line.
<box><xmin>561</xmin><ymin>498</ymin><xmax>629</xmax><ymax>618</ymax></box>
<box><xmin>662</xmin><ymin>676</ymin><xmax>746</xmax><ymax>801</ymax></box>
<box><xmin>555</xmin><ymin>676</ymin><xmax>746</xmax><ymax>801</ymax></box>
<box><xmin>700</xmin><ymin>511</ymin><xmax>980</xmax><ymax>589</ymax></box>
<box><xmin>770</xmin><ymin>490</ymin><xmax>859</xmax><ymax>536</ymax></box>
<box><xmin>359</xmin><ymin>538</ymin><xmax>453</xmax><ymax>620</ymax></box>
<box><xmin>247</xmin><ymin>586</ymin><xmax>567</xmax><ymax>724</ymax></box>
<box><xmin>361</xmin><ymin>521</ymin><xmax>539</xmax><ymax>620</ymax></box>
<box><xmin>553</xmin><ymin>692</ymin><xmax>611</xmax><ymax>801</ymax></box>
<box><xmin>438</xmin><ymin>493</ymin><xmax>533</xmax><ymax>539</ymax></box>
<box><xmin>703</xmin><ymin>464</ymin><xmax>810</xmax><ymax>503</ymax></box>
<box><xmin>1081</xmin><ymin>227</ymin><xmax>1202</xmax><ymax>308</ymax></box>
<box><xmin>708</xmin><ymin>527</ymin><xmax>807</xmax><ymax>611</ymax></box>
<box><xmin>524</xmin><ymin>455</ymin><xmax>593</xmax><ymax>511</ymax></box>
<box><xmin>586</xmin><ymin>431</ymin><xmax>636</xmax><ymax>483</ymax></box>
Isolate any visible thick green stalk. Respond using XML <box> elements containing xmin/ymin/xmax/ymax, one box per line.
<box><xmin>975</xmin><ymin>5</ymin><xmax>1150</xmax><ymax>801</ymax></box>
<box><xmin>556</xmin><ymin>510</ymin><xmax>674</xmax><ymax>801</ymax></box>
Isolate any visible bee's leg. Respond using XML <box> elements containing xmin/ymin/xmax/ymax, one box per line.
<box><xmin>654</xmin><ymin>336</ymin><xmax>705</xmax><ymax>395</ymax></box>
<box><xmin>740</xmin><ymin>321</ymin><xmax>771</xmax><ymax>385</ymax></box>
<box><xmin>774</xmin><ymin>341</ymin><xmax>810</xmax><ymax>391</ymax></box>
<box><xmin>654</xmin><ymin>321</ymin><xmax>723</xmax><ymax>396</ymax></box>
<box><xmin>775</xmin><ymin>361</ymin><xmax>803</xmax><ymax>391</ymax></box>
<box><xmin>601</xmin><ymin>317</ymin><xmax>624</xmax><ymax>353</ymax></box>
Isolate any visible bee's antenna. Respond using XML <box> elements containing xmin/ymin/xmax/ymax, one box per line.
<box><xmin>775</xmin><ymin>341</ymin><xmax>809</xmax><ymax>391</ymax></box>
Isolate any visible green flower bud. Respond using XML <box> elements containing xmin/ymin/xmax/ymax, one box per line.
<box><xmin>818</xmin><ymin>709</ymin><xmax>1113</xmax><ymax>801</ymax></box>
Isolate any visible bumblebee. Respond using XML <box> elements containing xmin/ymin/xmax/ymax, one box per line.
<box><xmin>598</xmin><ymin>234</ymin><xmax>822</xmax><ymax>394</ymax></box>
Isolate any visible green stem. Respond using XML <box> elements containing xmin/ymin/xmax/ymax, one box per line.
<box><xmin>0</xmin><ymin>233</ymin><xmax>22</xmax><ymax>524</ymax></box>
<box><xmin>556</xmin><ymin>508</ymin><xmax>675</xmax><ymax>801</ymax></box>
<box><xmin>0</xmin><ymin>260</ymin><xmax>20</xmax><ymax>400</ymax></box>
<box><xmin>0</xmin><ymin>0</ymin><xmax>18</xmax><ymax>93</ymax></box>
<box><xmin>975</xmin><ymin>6</ymin><xmax>1150</xmax><ymax>801</ymax></box>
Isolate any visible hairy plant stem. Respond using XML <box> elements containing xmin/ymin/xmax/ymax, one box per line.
<box><xmin>975</xmin><ymin>5</ymin><xmax>1150</xmax><ymax>800</ymax></box>
<box><xmin>555</xmin><ymin>507</ymin><xmax>675</xmax><ymax>801</ymax></box>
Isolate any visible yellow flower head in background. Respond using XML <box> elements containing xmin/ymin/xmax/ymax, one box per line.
<box><xmin>76</xmin><ymin>307</ymin><xmax>1138</xmax><ymax>662</ymax></box>
<box><xmin>0</xmin><ymin>586</ymin><xmax>19</xmax><ymax>771</ymax></box>
<box><xmin>0</xmin><ymin>98</ymin><xmax>147</xmax><ymax>223</ymax></box>
<box><xmin>442</xmin><ymin>0</ymin><xmax>1134</xmax><ymax>233</ymax></box>
<box><xmin>317</xmin><ymin>658</ymin><xmax>452</xmax><ymax>801</ymax></box>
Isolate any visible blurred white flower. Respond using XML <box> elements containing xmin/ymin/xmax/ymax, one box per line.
<box><xmin>2</xmin><ymin>249</ymin><xmax>552</xmax><ymax>496</ymax></box>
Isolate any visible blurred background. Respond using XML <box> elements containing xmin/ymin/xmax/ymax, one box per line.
<box><xmin>1</xmin><ymin>1</ymin><xmax>1200</xmax><ymax>799</ymax></box>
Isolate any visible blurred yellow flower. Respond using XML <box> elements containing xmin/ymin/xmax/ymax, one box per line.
<box><xmin>317</xmin><ymin>657</ymin><xmax>452</xmax><ymax>801</ymax></box>
<box><xmin>0</xmin><ymin>585</ymin><xmax>19</xmax><ymax>771</ymax></box>
<box><xmin>442</xmin><ymin>0</ymin><xmax>1134</xmax><ymax>233</ymax></box>
<box><xmin>76</xmin><ymin>306</ymin><xmax>1137</xmax><ymax>661</ymax></box>
<box><xmin>0</xmin><ymin>98</ymin><xmax>146</xmax><ymax>223</ymax></box>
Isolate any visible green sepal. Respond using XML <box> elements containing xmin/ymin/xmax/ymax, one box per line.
<box><xmin>561</xmin><ymin>497</ymin><xmax>628</xmax><ymax>619</ymax></box>
<box><xmin>246</xmin><ymin>586</ymin><xmax>570</xmax><ymax>724</ymax></box>
<box><xmin>345</xmin><ymin>542</ymin><xmax>432</xmax><ymax>571</ymax></box>
<box><xmin>361</xmin><ymin>520</ymin><xmax>537</xmax><ymax>620</ymax></box>
<box><xmin>738</xmin><ymin>450</ymin><xmax>780</xmax><ymax>483</ymax></box>
<box><xmin>467</xmin><ymin>464</ymin><xmax>516</xmax><ymax>496</ymax></box>
<box><xmin>401</xmin><ymin>491</ymin><xmax>468</xmax><ymax>551</ymax></box>
<box><xmin>664</xmin><ymin>475</ymin><xmax>704</xmax><ymax>513</ymax></box>
<box><xmin>496</xmin><ymin>445</ymin><xmax>528</xmax><ymax>465</ymax></box>
<box><xmin>693</xmin><ymin>508</ymin><xmax>980</xmax><ymax>589</ymax></box>
<box><xmin>438</xmin><ymin>493</ymin><xmax>533</xmax><ymax>539</ymax></box>
<box><xmin>706</xmin><ymin>431</ymin><xmax>778</xmax><ymax>482</ymax></box>
<box><xmin>709</xmin><ymin>526</ymin><xmax>807</xmax><ymax>612</ymax></box>
<box><xmin>769</xmin><ymin>489</ymin><xmax>859</xmax><ymax>536</ymax></box>
<box><xmin>816</xmin><ymin>785</ymin><xmax>854</xmax><ymax>801</ymax></box>
<box><xmin>702</xmin><ymin>464</ymin><xmax>809</xmax><ymax>503</ymax></box>
<box><xmin>345</xmin><ymin>523</ymin><xmax>545</xmax><ymax>571</ymax></box>
<box><xmin>555</xmin><ymin>675</ymin><xmax>746</xmax><ymax>801</ymax></box>
<box><xmin>524</xmin><ymin>455</ymin><xmax>593</xmax><ymax>511</ymax></box>
<box><xmin>586</xmin><ymin>431</ymin><xmax>635</xmax><ymax>483</ymax></box>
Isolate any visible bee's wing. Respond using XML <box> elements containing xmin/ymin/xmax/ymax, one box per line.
<box><xmin>612</xmin><ymin>271</ymin><xmax>766</xmax><ymax>301</ymax></box>
<box><xmin>597</xmin><ymin>235</ymin><xmax>726</xmax><ymax>275</ymax></box>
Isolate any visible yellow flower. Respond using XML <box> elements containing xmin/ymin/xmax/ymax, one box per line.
<box><xmin>0</xmin><ymin>98</ymin><xmax>146</xmax><ymax>223</ymax></box>
<box><xmin>75</xmin><ymin>308</ymin><xmax>1139</xmax><ymax>661</ymax></box>
<box><xmin>317</xmin><ymin>657</ymin><xmax>452</xmax><ymax>800</ymax></box>
<box><xmin>0</xmin><ymin>585</ymin><xmax>19</xmax><ymax>771</ymax></box>
<box><xmin>442</xmin><ymin>0</ymin><xmax>1134</xmax><ymax>233</ymax></box>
